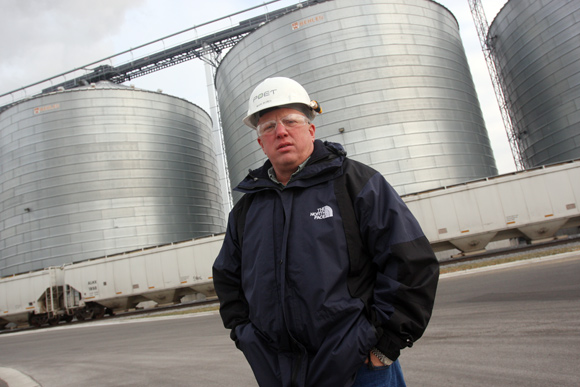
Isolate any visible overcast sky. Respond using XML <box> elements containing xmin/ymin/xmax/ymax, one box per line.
<box><xmin>0</xmin><ymin>0</ymin><xmax>514</xmax><ymax>173</ymax></box>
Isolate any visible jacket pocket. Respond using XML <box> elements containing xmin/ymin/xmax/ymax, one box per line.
<box><xmin>235</xmin><ymin>322</ymin><xmax>283</xmax><ymax>386</ymax></box>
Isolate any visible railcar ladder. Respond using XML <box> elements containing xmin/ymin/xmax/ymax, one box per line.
<box><xmin>44</xmin><ymin>269</ymin><xmax>61</xmax><ymax>318</ymax></box>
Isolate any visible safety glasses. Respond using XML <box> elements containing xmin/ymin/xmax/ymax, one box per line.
<box><xmin>256</xmin><ymin>114</ymin><xmax>310</xmax><ymax>136</ymax></box>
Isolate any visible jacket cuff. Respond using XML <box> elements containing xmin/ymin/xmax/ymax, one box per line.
<box><xmin>375</xmin><ymin>332</ymin><xmax>407</xmax><ymax>361</ymax></box>
<box><xmin>230</xmin><ymin>329</ymin><xmax>242</xmax><ymax>350</ymax></box>
<box><xmin>229</xmin><ymin>320</ymin><xmax>249</xmax><ymax>350</ymax></box>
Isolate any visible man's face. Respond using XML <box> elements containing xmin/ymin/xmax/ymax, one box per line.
<box><xmin>257</xmin><ymin>107</ymin><xmax>316</xmax><ymax>178</ymax></box>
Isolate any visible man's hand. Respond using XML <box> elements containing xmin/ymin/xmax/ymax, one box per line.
<box><xmin>365</xmin><ymin>352</ymin><xmax>385</xmax><ymax>367</ymax></box>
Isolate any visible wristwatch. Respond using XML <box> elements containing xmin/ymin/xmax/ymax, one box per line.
<box><xmin>371</xmin><ymin>347</ymin><xmax>394</xmax><ymax>366</ymax></box>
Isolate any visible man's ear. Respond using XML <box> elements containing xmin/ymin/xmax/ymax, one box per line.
<box><xmin>257</xmin><ymin>137</ymin><xmax>266</xmax><ymax>153</ymax></box>
<box><xmin>309</xmin><ymin>124</ymin><xmax>316</xmax><ymax>141</ymax></box>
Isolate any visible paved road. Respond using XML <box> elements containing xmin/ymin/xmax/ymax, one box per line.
<box><xmin>404</xmin><ymin>253</ymin><xmax>580</xmax><ymax>386</ymax></box>
<box><xmin>1</xmin><ymin>253</ymin><xmax>579</xmax><ymax>386</ymax></box>
<box><xmin>0</xmin><ymin>312</ymin><xmax>254</xmax><ymax>387</ymax></box>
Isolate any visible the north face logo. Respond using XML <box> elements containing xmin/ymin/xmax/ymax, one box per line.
<box><xmin>310</xmin><ymin>205</ymin><xmax>333</xmax><ymax>220</ymax></box>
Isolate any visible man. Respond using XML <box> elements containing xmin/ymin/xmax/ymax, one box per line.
<box><xmin>213</xmin><ymin>77</ymin><xmax>439</xmax><ymax>387</ymax></box>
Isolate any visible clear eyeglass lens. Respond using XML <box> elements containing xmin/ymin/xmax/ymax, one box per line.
<box><xmin>258</xmin><ymin>114</ymin><xmax>308</xmax><ymax>135</ymax></box>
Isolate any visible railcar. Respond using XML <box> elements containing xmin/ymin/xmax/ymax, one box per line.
<box><xmin>0</xmin><ymin>234</ymin><xmax>224</xmax><ymax>328</ymax></box>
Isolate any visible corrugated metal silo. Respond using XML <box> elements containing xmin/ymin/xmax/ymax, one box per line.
<box><xmin>216</xmin><ymin>0</ymin><xmax>498</xmax><ymax>202</ymax></box>
<box><xmin>0</xmin><ymin>82</ymin><xmax>225</xmax><ymax>276</ymax></box>
<box><xmin>489</xmin><ymin>0</ymin><xmax>580</xmax><ymax>167</ymax></box>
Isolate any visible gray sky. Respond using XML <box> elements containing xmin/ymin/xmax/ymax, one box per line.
<box><xmin>0</xmin><ymin>0</ymin><xmax>514</xmax><ymax>173</ymax></box>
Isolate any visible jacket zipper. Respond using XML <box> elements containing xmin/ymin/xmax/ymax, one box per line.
<box><xmin>291</xmin><ymin>343</ymin><xmax>304</xmax><ymax>387</ymax></box>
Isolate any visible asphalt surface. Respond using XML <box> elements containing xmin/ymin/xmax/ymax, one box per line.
<box><xmin>1</xmin><ymin>252</ymin><xmax>579</xmax><ymax>386</ymax></box>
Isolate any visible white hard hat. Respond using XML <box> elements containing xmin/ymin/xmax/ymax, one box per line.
<box><xmin>243</xmin><ymin>77</ymin><xmax>322</xmax><ymax>129</ymax></box>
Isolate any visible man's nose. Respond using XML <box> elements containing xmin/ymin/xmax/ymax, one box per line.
<box><xmin>275</xmin><ymin>121</ymin><xmax>289</xmax><ymax>136</ymax></box>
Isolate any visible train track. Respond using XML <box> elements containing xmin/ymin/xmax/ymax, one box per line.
<box><xmin>0</xmin><ymin>298</ymin><xmax>220</xmax><ymax>335</ymax></box>
<box><xmin>440</xmin><ymin>234</ymin><xmax>580</xmax><ymax>267</ymax></box>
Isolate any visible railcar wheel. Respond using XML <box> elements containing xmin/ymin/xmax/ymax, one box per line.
<box><xmin>92</xmin><ymin>305</ymin><xmax>106</xmax><ymax>319</ymax></box>
<box><xmin>62</xmin><ymin>314</ymin><xmax>74</xmax><ymax>323</ymax></box>
<box><xmin>75</xmin><ymin>308</ymin><xmax>93</xmax><ymax>321</ymax></box>
<box><xmin>48</xmin><ymin>316</ymin><xmax>60</xmax><ymax>326</ymax></box>
<box><xmin>29</xmin><ymin>313</ymin><xmax>48</xmax><ymax>327</ymax></box>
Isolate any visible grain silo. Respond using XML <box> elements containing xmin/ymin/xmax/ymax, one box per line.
<box><xmin>488</xmin><ymin>0</ymin><xmax>580</xmax><ymax>167</ymax></box>
<box><xmin>216</xmin><ymin>0</ymin><xmax>498</xmax><ymax>201</ymax></box>
<box><xmin>0</xmin><ymin>82</ymin><xmax>225</xmax><ymax>276</ymax></box>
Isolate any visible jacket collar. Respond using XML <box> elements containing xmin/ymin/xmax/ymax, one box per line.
<box><xmin>235</xmin><ymin>140</ymin><xmax>347</xmax><ymax>193</ymax></box>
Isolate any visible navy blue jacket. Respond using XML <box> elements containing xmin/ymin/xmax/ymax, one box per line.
<box><xmin>213</xmin><ymin>140</ymin><xmax>439</xmax><ymax>387</ymax></box>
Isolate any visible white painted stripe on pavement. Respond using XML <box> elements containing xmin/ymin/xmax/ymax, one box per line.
<box><xmin>0</xmin><ymin>367</ymin><xmax>40</xmax><ymax>387</ymax></box>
